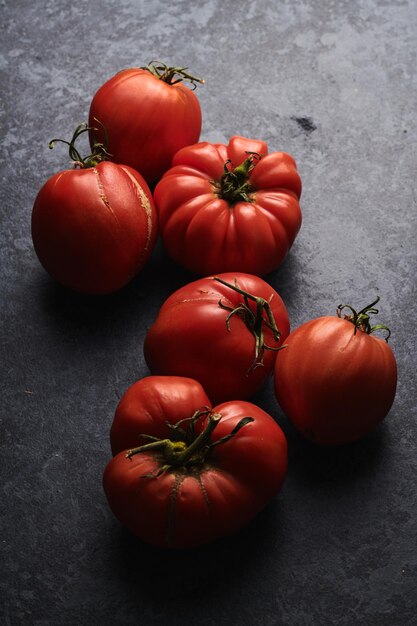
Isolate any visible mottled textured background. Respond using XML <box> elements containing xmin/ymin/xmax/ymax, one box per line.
<box><xmin>1</xmin><ymin>0</ymin><xmax>416</xmax><ymax>624</ymax></box>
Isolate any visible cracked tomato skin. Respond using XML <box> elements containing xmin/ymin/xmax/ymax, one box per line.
<box><xmin>153</xmin><ymin>135</ymin><xmax>302</xmax><ymax>276</ymax></box>
<box><xmin>103</xmin><ymin>376</ymin><xmax>288</xmax><ymax>549</ymax></box>
<box><xmin>143</xmin><ymin>273</ymin><xmax>290</xmax><ymax>404</ymax></box>
<box><xmin>88</xmin><ymin>68</ymin><xmax>202</xmax><ymax>185</ymax></box>
<box><xmin>274</xmin><ymin>317</ymin><xmax>397</xmax><ymax>445</ymax></box>
<box><xmin>31</xmin><ymin>161</ymin><xmax>157</xmax><ymax>294</ymax></box>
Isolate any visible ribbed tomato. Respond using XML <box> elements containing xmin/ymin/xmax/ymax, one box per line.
<box><xmin>31</xmin><ymin>123</ymin><xmax>157</xmax><ymax>294</ymax></box>
<box><xmin>274</xmin><ymin>298</ymin><xmax>397</xmax><ymax>445</ymax></box>
<box><xmin>144</xmin><ymin>273</ymin><xmax>290</xmax><ymax>403</ymax></box>
<box><xmin>104</xmin><ymin>376</ymin><xmax>288</xmax><ymax>549</ymax></box>
<box><xmin>88</xmin><ymin>61</ymin><xmax>203</xmax><ymax>185</ymax></box>
<box><xmin>153</xmin><ymin>135</ymin><xmax>302</xmax><ymax>276</ymax></box>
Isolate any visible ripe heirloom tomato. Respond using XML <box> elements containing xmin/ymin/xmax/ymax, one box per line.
<box><xmin>274</xmin><ymin>298</ymin><xmax>397</xmax><ymax>445</ymax></box>
<box><xmin>103</xmin><ymin>375</ymin><xmax>288</xmax><ymax>549</ymax></box>
<box><xmin>31</xmin><ymin>123</ymin><xmax>157</xmax><ymax>295</ymax></box>
<box><xmin>144</xmin><ymin>273</ymin><xmax>290</xmax><ymax>403</ymax></box>
<box><xmin>153</xmin><ymin>135</ymin><xmax>302</xmax><ymax>276</ymax></box>
<box><xmin>88</xmin><ymin>61</ymin><xmax>203</xmax><ymax>185</ymax></box>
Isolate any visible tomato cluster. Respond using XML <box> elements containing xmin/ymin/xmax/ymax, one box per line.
<box><xmin>31</xmin><ymin>60</ymin><xmax>397</xmax><ymax>548</ymax></box>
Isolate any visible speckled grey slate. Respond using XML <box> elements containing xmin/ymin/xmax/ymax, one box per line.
<box><xmin>1</xmin><ymin>0</ymin><xmax>416</xmax><ymax>624</ymax></box>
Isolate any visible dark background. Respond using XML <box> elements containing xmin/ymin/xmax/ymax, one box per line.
<box><xmin>1</xmin><ymin>1</ymin><xmax>416</xmax><ymax>624</ymax></box>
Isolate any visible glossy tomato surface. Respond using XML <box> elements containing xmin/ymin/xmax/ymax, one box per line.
<box><xmin>274</xmin><ymin>317</ymin><xmax>397</xmax><ymax>445</ymax></box>
<box><xmin>144</xmin><ymin>273</ymin><xmax>290</xmax><ymax>403</ymax></box>
<box><xmin>88</xmin><ymin>68</ymin><xmax>202</xmax><ymax>185</ymax></box>
<box><xmin>154</xmin><ymin>135</ymin><xmax>302</xmax><ymax>276</ymax></box>
<box><xmin>31</xmin><ymin>161</ymin><xmax>157</xmax><ymax>294</ymax></box>
<box><xmin>104</xmin><ymin>375</ymin><xmax>288</xmax><ymax>549</ymax></box>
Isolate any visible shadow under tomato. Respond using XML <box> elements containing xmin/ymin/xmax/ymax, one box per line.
<box><xmin>264</xmin><ymin>250</ymin><xmax>306</xmax><ymax>316</ymax></box>
<box><xmin>285</xmin><ymin>421</ymin><xmax>389</xmax><ymax>490</ymax></box>
<box><xmin>109</xmin><ymin>497</ymin><xmax>286</xmax><ymax>603</ymax></box>
<box><xmin>37</xmin><ymin>238</ymin><xmax>196</xmax><ymax>335</ymax></box>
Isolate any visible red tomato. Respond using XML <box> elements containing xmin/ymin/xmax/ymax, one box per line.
<box><xmin>88</xmin><ymin>62</ymin><xmax>203</xmax><ymax>185</ymax></box>
<box><xmin>104</xmin><ymin>375</ymin><xmax>288</xmax><ymax>549</ymax></box>
<box><xmin>274</xmin><ymin>298</ymin><xmax>397</xmax><ymax>445</ymax></box>
<box><xmin>144</xmin><ymin>273</ymin><xmax>290</xmax><ymax>403</ymax></box>
<box><xmin>153</xmin><ymin>135</ymin><xmax>302</xmax><ymax>276</ymax></box>
<box><xmin>31</xmin><ymin>124</ymin><xmax>157</xmax><ymax>294</ymax></box>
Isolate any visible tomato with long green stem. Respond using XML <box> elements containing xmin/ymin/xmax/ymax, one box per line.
<box><xmin>143</xmin><ymin>273</ymin><xmax>290</xmax><ymax>403</ymax></box>
<box><xmin>104</xmin><ymin>375</ymin><xmax>288</xmax><ymax>549</ymax></box>
<box><xmin>88</xmin><ymin>61</ymin><xmax>204</xmax><ymax>185</ymax></box>
<box><xmin>274</xmin><ymin>297</ymin><xmax>397</xmax><ymax>445</ymax></box>
<box><xmin>31</xmin><ymin>122</ymin><xmax>157</xmax><ymax>294</ymax></box>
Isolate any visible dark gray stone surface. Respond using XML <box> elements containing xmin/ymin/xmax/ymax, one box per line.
<box><xmin>1</xmin><ymin>0</ymin><xmax>416</xmax><ymax>624</ymax></box>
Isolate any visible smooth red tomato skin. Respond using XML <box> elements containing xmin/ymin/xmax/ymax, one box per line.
<box><xmin>153</xmin><ymin>136</ymin><xmax>302</xmax><ymax>276</ymax></box>
<box><xmin>88</xmin><ymin>69</ymin><xmax>202</xmax><ymax>185</ymax></box>
<box><xmin>31</xmin><ymin>161</ymin><xmax>157</xmax><ymax>294</ymax></box>
<box><xmin>274</xmin><ymin>317</ymin><xmax>397</xmax><ymax>445</ymax></box>
<box><xmin>143</xmin><ymin>273</ymin><xmax>290</xmax><ymax>403</ymax></box>
<box><xmin>104</xmin><ymin>375</ymin><xmax>288</xmax><ymax>549</ymax></box>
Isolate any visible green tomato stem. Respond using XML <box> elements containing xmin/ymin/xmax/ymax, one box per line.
<box><xmin>141</xmin><ymin>60</ymin><xmax>204</xmax><ymax>89</ymax></box>
<box><xmin>337</xmin><ymin>296</ymin><xmax>391</xmax><ymax>341</ymax></box>
<box><xmin>49</xmin><ymin>119</ymin><xmax>111</xmax><ymax>168</ymax></box>
<box><xmin>214</xmin><ymin>276</ymin><xmax>285</xmax><ymax>372</ymax></box>
<box><xmin>125</xmin><ymin>408</ymin><xmax>254</xmax><ymax>475</ymax></box>
<box><xmin>213</xmin><ymin>152</ymin><xmax>261</xmax><ymax>205</ymax></box>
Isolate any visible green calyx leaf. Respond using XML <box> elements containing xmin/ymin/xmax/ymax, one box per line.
<box><xmin>213</xmin><ymin>152</ymin><xmax>261</xmax><ymax>205</ymax></box>
<box><xmin>140</xmin><ymin>60</ymin><xmax>204</xmax><ymax>90</ymax></box>
<box><xmin>49</xmin><ymin>118</ymin><xmax>111</xmax><ymax>169</ymax></box>
<box><xmin>337</xmin><ymin>296</ymin><xmax>391</xmax><ymax>342</ymax></box>
<box><xmin>125</xmin><ymin>408</ymin><xmax>254</xmax><ymax>477</ymax></box>
<box><xmin>214</xmin><ymin>276</ymin><xmax>285</xmax><ymax>373</ymax></box>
